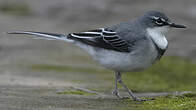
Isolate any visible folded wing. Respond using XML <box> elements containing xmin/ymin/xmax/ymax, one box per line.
<box><xmin>67</xmin><ymin>28</ymin><xmax>130</xmax><ymax>52</ymax></box>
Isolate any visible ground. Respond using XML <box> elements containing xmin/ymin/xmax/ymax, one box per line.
<box><xmin>0</xmin><ymin>0</ymin><xmax>196</xmax><ymax>110</ymax></box>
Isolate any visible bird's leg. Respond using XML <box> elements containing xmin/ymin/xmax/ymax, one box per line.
<box><xmin>112</xmin><ymin>72</ymin><xmax>121</xmax><ymax>98</ymax></box>
<box><xmin>116</xmin><ymin>72</ymin><xmax>150</xmax><ymax>101</ymax></box>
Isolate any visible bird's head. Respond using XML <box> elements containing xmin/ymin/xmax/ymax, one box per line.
<box><xmin>139</xmin><ymin>11</ymin><xmax>186</xmax><ymax>35</ymax></box>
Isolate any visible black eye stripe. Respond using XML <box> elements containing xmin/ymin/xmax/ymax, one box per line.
<box><xmin>156</xmin><ymin>19</ymin><xmax>163</xmax><ymax>23</ymax></box>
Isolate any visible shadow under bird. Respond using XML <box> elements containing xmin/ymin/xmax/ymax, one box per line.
<box><xmin>8</xmin><ymin>11</ymin><xmax>186</xmax><ymax>101</ymax></box>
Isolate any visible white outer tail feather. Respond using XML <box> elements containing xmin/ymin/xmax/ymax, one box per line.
<box><xmin>7</xmin><ymin>31</ymin><xmax>74</xmax><ymax>43</ymax></box>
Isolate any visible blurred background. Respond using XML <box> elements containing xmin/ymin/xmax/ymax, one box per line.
<box><xmin>0</xmin><ymin>0</ymin><xmax>196</xmax><ymax>109</ymax></box>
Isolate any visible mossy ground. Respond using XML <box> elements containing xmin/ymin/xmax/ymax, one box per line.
<box><xmin>123</xmin><ymin>56</ymin><xmax>196</xmax><ymax>92</ymax></box>
<box><xmin>30</xmin><ymin>56</ymin><xmax>196</xmax><ymax>92</ymax></box>
<box><xmin>28</xmin><ymin>56</ymin><xmax>196</xmax><ymax>110</ymax></box>
<box><xmin>57</xmin><ymin>87</ymin><xmax>97</xmax><ymax>96</ymax></box>
<box><xmin>141</xmin><ymin>94</ymin><xmax>196</xmax><ymax>110</ymax></box>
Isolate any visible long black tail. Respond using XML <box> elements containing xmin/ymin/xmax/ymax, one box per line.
<box><xmin>7</xmin><ymin>31</ymin><xmax>73</xmax><ymax>42</ymax></box>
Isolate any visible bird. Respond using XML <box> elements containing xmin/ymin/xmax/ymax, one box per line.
<box><xmin>8</xmin><ymin>11</ymin><xmax>186</xmax><ymax>101</ymax></box>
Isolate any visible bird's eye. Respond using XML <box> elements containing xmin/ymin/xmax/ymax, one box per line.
<box><xmin>155</xmin><ymin>18</ymin><xmax>163</xmax><ymax>25</ymax></box>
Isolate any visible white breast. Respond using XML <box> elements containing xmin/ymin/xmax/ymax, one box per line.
<box><xmin>147</xmin><ymin>27</ymin><xmax>169</xmax><ymax>49</ymax></box>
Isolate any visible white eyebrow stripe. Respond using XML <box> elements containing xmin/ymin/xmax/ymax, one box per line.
<box><xmin>161</xmin><ymin>18</ymin><xmax>166</xmax><ymax>22</ymax></box>
<box><xmin>152</xmin><ymin>16</ymin><xmax>166</xmax><ymax>22</ymax></box>
<box><xmin>152</xmin><ymin>16</ymin><xmax>160</xmax><ymax>20</ymax></box>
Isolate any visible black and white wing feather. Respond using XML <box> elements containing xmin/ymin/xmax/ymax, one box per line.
<box><xmin>67</xmin><ymin>28</ymin><xmax>130</xmax><ymax>52</ymax></box>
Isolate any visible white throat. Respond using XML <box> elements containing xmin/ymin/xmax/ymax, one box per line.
<box><xmin>147</xmin><ymin>27</ymin><xmax>169</xmax><ymax>49</ymax></box>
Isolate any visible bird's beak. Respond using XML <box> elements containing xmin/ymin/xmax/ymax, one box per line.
<box><xmin>168</xmin><ymin>22</ymin><xmax>186</xmax><ymax>28</ymax></box>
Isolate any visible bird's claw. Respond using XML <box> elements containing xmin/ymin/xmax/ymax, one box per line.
<box><xmin>112</xmin><ymin>90</ymin><xmax>121</xmax><ymax>98</ymax></box>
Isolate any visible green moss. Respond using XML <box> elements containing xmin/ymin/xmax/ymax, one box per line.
<box><xmin>0</xmin><ymin>3</ymin><xmax>32</xmax><ymax>16</ymax></box>
<box><xmin>182</xmin><ymin>93</ymin><xmax>196</xmax><ymax>98</ymax></box>
<box><xmin>57</xmin><ymin>90</ymin><xmax>96</xmax><ymax>96</ymax></box>
<box><xmin>123</xmin><ymin>56</ymin><xmax>196</xmax><ymax>92</ymax></box>
<box><xmin>141</xmin><ymin>95</ymin><xmax>196</xmax><ymax>110</ymax></box>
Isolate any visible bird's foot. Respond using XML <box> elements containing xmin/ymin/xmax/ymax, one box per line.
<box><xmin>112</xmin><ymin>90</ymin><xmax>121</xmax><ymax>98</ymax></box>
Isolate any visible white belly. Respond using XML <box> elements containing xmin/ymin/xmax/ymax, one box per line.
<box><xmin>93</xmin><ymin>49</ymin><xmax>157</xmax><ymax>72</ymax></box>
<box><xmin>76</xmin><ymin>42</ymin><xmax>158</xmax><ymax>72</ymax></box>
